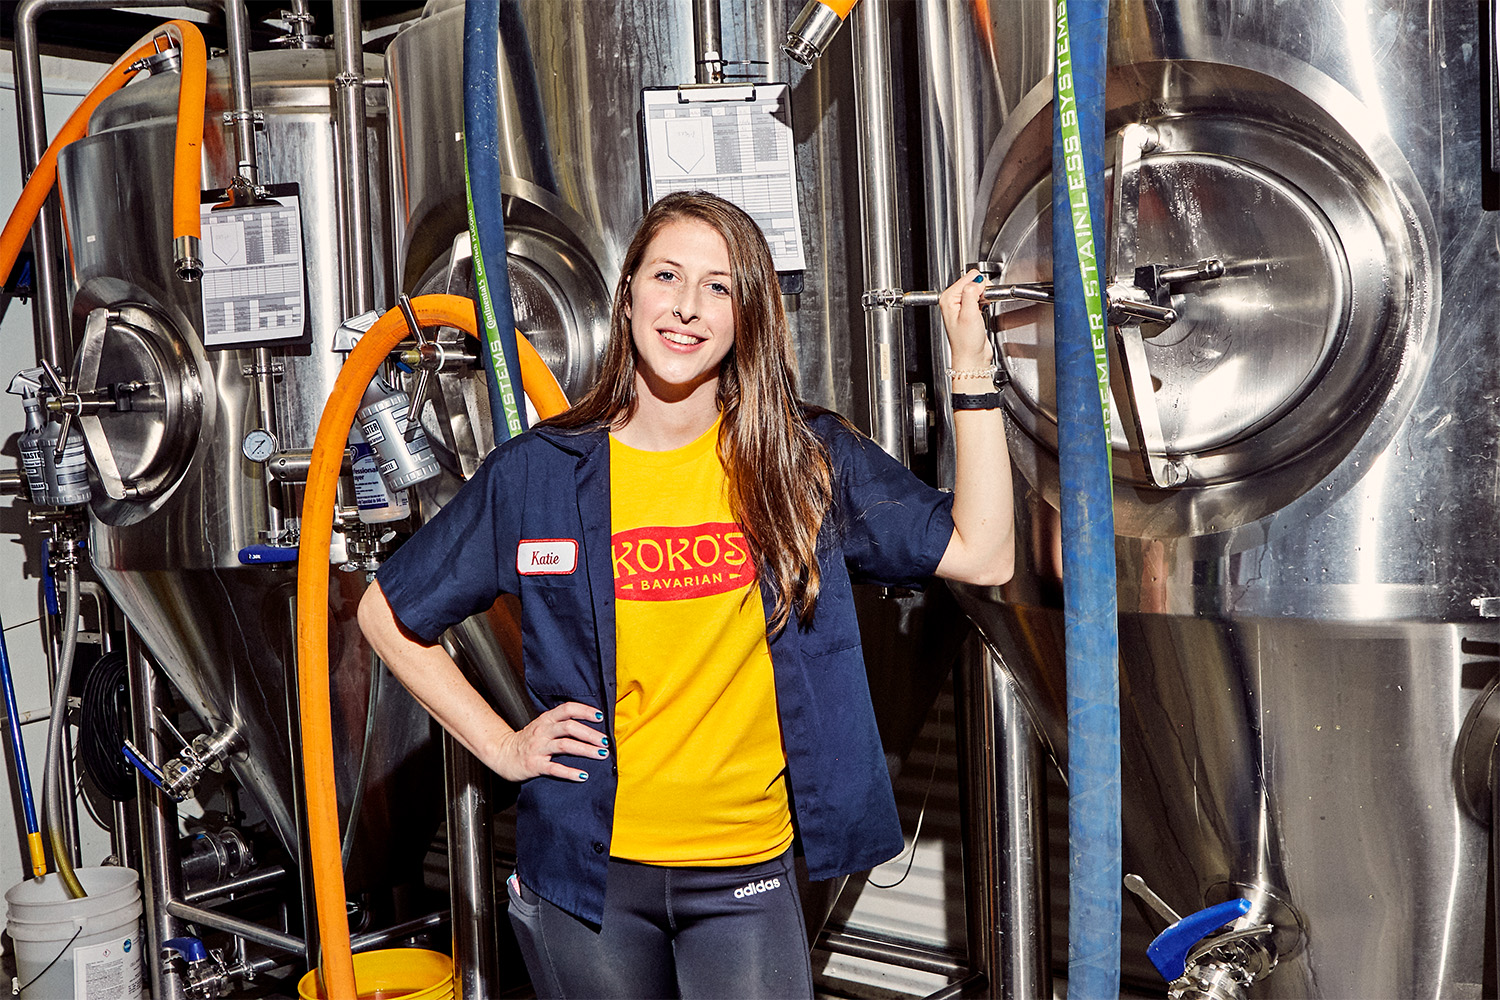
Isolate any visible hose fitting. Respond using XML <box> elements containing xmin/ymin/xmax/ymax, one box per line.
<box><xmin>174</xmin><ymin>235</ymin><xmax>203</xmax><ymax>281</ymax></box>
<box><xmin>783</xmin><ymin>0</ymin><xmax>857</xmax><ymax>66</ymax></box>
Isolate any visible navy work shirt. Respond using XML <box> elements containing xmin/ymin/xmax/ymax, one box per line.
<box><xmin>377</xmin><ymin>411</ymin><xmax>956</xmax><ymax>925</ymax></box>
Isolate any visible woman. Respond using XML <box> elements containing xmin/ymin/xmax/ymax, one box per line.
<box><xmin>359</xmin><ymin>191</ymin><xmax>1013</xmax><ymax>998</ymax></box>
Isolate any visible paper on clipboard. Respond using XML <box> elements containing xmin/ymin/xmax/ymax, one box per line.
<box><xmin>198</xmin><ymin>195</ymin><xmax>308</xmax><ymax>349</ymax></box>
<box><xmin>642</xmin><ymin>84</ymin><xmax>807</xmax><ymax>273</ymax></box>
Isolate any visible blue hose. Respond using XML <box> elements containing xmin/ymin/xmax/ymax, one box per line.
<box><xmin>1051</xmin><ymin>2</ymin><xmax>1121</xmax><ymax>997</ymax></box>
<box><xmin>463</xmin><ymin>0</ymin><xmax>528</xmax><ymax>444</ymax></box>
<box><xmin>0</xmin><ymin>611</ymin><xmax>43</xmax><ymax>876</ymax></box>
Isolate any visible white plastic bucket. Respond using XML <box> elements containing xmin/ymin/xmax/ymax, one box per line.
<box><xmin>5</xmin><ymin>866</ymin><xmax>144</xmax><ymax>999</ymax></box>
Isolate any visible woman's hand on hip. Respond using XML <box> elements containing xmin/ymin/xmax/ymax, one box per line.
<box><xmin>491</xmin><ymin>701</ymin><xmax>609</xmax><ymax>783</ymax></box>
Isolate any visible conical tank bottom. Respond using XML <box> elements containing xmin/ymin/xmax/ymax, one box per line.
<box><xmin>94</xmin><ymin>562</ymin><xmax>441</xmax><ymax>896</ymax></box>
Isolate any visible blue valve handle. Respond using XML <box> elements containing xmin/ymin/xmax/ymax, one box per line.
<box><xmin>163</xmin><ymin>935</ymin><xmax>209</xmax><ymax>963</ymax></box>
<box><xmin>1146</xmin><ymin>897</ymin><xmax>1253</xmax><ymax>983</ymax></box>
<box><xmin>238</xmin><ymin>544</ymin><xmax>298</xmax><ymax>565</ymax></box>
<box><xmin>121</xmin><ymin>739</ymin><xmax>167</xmax><ymax>790</ymax></box>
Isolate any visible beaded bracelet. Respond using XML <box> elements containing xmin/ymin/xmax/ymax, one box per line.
<box><xmin>947</xmin><ymin>363</ymin><xmax>998</xmax><ymax>380</ymax></box>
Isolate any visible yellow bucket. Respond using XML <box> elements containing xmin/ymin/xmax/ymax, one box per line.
<box><xmin>297</xmin><ymin>948</ymin><xmax>454</xmax><ymax>1000</ymax></box>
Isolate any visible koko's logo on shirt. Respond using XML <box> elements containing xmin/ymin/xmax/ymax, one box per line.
<box><xmin>613</xmin><ymin>521</ymin><xmax>755</xmax><ymax>600</ymax></box>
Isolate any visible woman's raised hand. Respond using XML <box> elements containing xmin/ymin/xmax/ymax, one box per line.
<box><xmin>938</xmin><ymin>268</ymin><xmax>995</xmax><ymax>373</ymax></box>
<box><xmin>491</xmin><ymin>701</ymin><xmax>610</xmax><ymax>783</ymax></box>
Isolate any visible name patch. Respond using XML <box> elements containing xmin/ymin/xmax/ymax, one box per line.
<box><xmin>612</xmin><ymin>521</ymin><xmax>755</xmax><ymax>601</ymax></box>
<box><xmin>518</xmin><ymin>539</ymin><xmax>578</xmax><ymax>575</ymax></box>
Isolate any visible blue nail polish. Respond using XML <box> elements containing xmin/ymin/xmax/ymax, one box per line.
<box><xmin>578</xmin><ymin>771</ymin><xmax>589</xmax><ymax>781</ymax></box>
<box><xmin>598</xmin><ymin>748</ymin><xmax>609</xmax><ymax>757</ymax></box>
<box><xmin>972</xmin><ymin>273</ymin><xmax>984</xmax><ymax>282</ymax></box>
<box><xmin>601</xmin><ymin>736</ymin><xmax>610</xmax><ymax>746</ymax></box>
<box><xmin>595</xmin><ymin>711</ymin><xmax>604</xmax><ymax>721</ymax></box>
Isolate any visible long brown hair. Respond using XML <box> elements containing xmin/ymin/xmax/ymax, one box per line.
<box><xmin>545</xmin><ymin>191</ymin><xmax>833</xmax><ymax>632</ymax></box>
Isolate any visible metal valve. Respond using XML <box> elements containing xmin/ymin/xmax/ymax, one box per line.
<box><xmin>123</xmin><ymin>723</ymin><xmax>243</xmax><ymax>802</ymax></box>
<box><xmin>1126</xmin><ymin>874</ymin><xmax>1282</xmax><ymax>1000</ymax></box>
<box><xmin>163</xmin><ymin>936</ymin><xmax>256</xmax><ymax>998</ymax></box>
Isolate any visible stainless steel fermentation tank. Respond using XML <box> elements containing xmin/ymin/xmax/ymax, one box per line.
<box><xmin>53</xmin><ymin>46</ymin><xmax>441</xmax><ymax>898</ymax></box>
<box><xmin>920</xmin><ymin>1</ymin><xmax>1493</xmax><ymax>994</ymax></box>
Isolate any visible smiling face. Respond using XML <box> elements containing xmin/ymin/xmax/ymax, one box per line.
<box><xmin>625</xmin><ymin>218</ymin><xmax>737</xmax><ymax>404</ymax></box>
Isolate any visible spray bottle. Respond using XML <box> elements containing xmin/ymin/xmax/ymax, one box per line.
<box><xmin>349</xmin><ymin>422</ymin><xmax>410</xmax><ymax>523</ymax></box>
<box><xmin>39</xmin><ymin>415</ymin><xmax>90</xmax><ymax>506</ymax></box>
<box><xmin>8</xmin><ymin>369</ymin><xmax>89</xmax><ymax>505</ymax></box>
<box><xmin>9</xmin><ymin>370</ymin><xmax>49</xmax><ymax>502</ymax></box>
<box><xmin>355</xmin><ymin>373</ymin><xmax>439</xmax><ymax>492</ymax></box>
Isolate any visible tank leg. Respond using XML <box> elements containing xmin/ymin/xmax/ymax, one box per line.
<box><xmin>955</xmin><ymin>637</ymin><xmax>1051</xmax><ymax>999</ymax></box>
<box><xmin>445</xmin><ymin>733</ymin><xmax>498</xmax><ymax>997</ymax></box>
<box><xmin>128</xmin><ymin>627</ymin><xmax>188</xmax><ymax>1000</ymax></box>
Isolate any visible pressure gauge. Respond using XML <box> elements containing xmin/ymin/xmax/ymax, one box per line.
<box><xmin>242</xmin><ymin>428</ymin><xmax>277</xmax><ymax>463</ymax></box>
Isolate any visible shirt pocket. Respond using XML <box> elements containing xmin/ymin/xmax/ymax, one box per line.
<box><xmin>519</xmin><ymin>576</ymin><xmax>604</xmax><ymax>705</ymax></box>
<box><xmin>795</xmin><ymin>561</ymin><xmax>862</xmax><ymax>659</ymax></box>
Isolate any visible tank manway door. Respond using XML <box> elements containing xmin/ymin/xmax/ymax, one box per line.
<box><xmin>983</xmin><ymin>65</ymin><xmax>1435</xmax><ymax>537</ymax></box>
<box><xmin>66</xmin><ymin>305</ymin><xmax>205</xmax><ymax>508</ymax></box>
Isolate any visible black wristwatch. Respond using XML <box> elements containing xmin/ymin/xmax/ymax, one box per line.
<box><xmin>951</xmin><ymin>392</ymin><xmax>1003</xmax><ymax>410</ymax></box>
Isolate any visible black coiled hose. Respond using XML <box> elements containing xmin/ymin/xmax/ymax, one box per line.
<box><xmin>78</xmin><ymin>650</ymin><xmax>134</xmax><ymax>802</ymax></box>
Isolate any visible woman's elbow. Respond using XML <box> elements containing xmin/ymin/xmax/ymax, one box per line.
<box><xmin>937</xmin><ymin>540</ymin><xmax>1015</xmax><ymax>587</ymax></box>
<box><xmin>356</xmin><ymin>581</ymin><xmax>387</xmax><ymax>637</ymax></box>
<box><xmin>961</xmin><ymin>554</ymin><xmax>1014</xmax><ymax>588</ymax></box>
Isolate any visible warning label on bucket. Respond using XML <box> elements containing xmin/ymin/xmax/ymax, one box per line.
<box><xmin>73</xmin><ymin>934</ymin><xmax>142</xmax><ymax>999</ymax></box>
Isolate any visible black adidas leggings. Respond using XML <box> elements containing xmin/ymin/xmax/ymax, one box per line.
<box><xmin>507</xmin><ymin>848</ymin><xmax>813</xmax><ymax>999</ymax></box>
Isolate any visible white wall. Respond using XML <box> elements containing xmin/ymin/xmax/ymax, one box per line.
<box><xmin>0</xmin><ymin>52</ymin><xmax>119</xmax><ymax>902</ymax></box>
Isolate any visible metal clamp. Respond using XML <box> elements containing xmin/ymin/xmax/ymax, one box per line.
<box><xmin>128</xmin><ymin>43</ymin><xmax>181</xmax><ymax>77</ymax></box>
<box><xmin>239</xmin><ymin>359</ymin><xmax>285</xmax><ymax>378</ymax></box>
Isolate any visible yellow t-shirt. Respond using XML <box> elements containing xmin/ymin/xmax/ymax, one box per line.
<box><xmin>608</xmin><ymin>419</ymin><xmax>793</xmax><ymax>866</ymax></box>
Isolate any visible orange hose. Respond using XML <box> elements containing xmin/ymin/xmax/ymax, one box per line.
<box><xmin>517</xmin><ymin>329</ymin><xmax>569</xmax><ymax>418</ymax></box>
<box><xmin>167</xmin><ymin>26</ymin><xmax>206</xmax><ymax>247</ymax></box>
<box><xmin>297</xmin><ymin>294</ymin><xmax>565</xmax><ymax>998</ymax></box>
<box><xmin>0</xmin><ymin>20</ymin><xmax>204</xmax><ymax>288</ymax></box>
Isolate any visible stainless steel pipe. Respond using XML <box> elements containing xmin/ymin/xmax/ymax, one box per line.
<box><xmin>128</xmin><ymin>628</ymin><xmax>188</xmax><ymax>1000</ymax></box>
<box><xmin>166</xmin><ymin>899</ymin><xmax>307</xmax><ymax>954</ymax></box>
<box><xmin>332</xmin><ymin>0</ymin><xmax>376</xmax><ymax>315</ymax></box>
<box><xmin>445</xmin><ymin>734</ymin><xmax>499</xmax><ymax>998</ymax></box>
<box><xmin>350</xmin><ymin>908</ymin><xmax>449</xmax><ymax>952</ymax></box>
<box><xmin>184</xmin><ymin>864</ymin><xmax>291</xmax><ymax>904</ymax></box>
<box><xmin>850</xmin><ymin>0</ymin><xmax>907</xmax><ymax>461</ymax></box>
<box><xmin>222</xmin><ymin>0</ymin><xmax>259</xmax><ymax>185</ymax></box>
<box><xmin>954</xmin><ymin>639</ymin><xmax>1051</xmax><ymax>1000</ymax></box>
<box><xmin>691</xmin><ymin>0</ymin><xmax>723</xmax><ymax>84</ymax></box>
<box><xmin>221</xmin><ymin>0</ymin><xmax>288</xmax><ymax>543</ymax></box>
